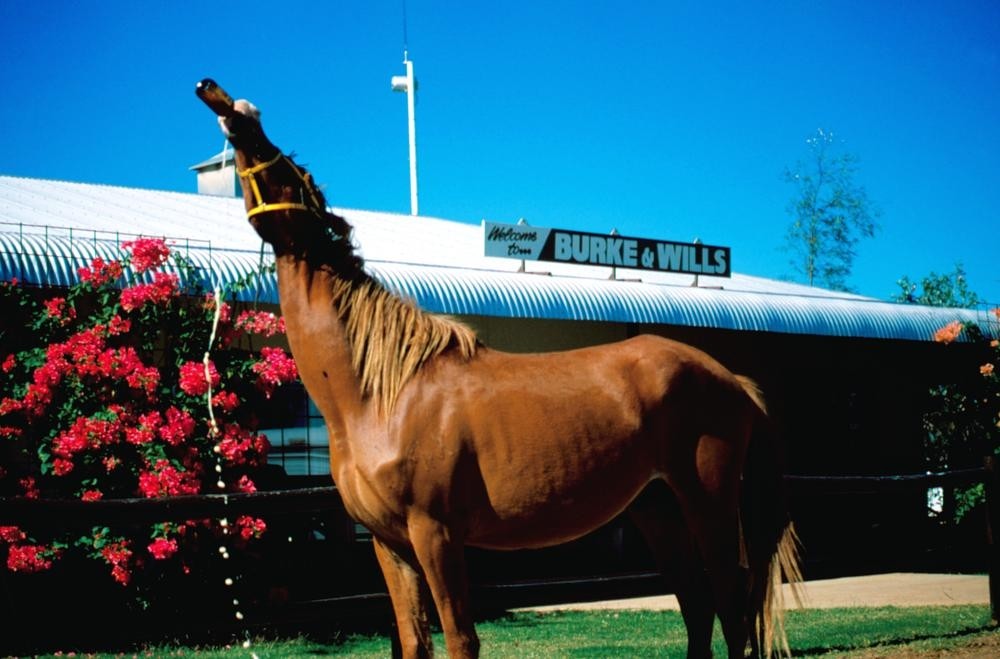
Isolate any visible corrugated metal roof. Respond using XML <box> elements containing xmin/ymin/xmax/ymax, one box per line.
<box><xmin>368</xmin><ymin>262</ymin><xmax>995</xmax><ymax>340</ymax></box>
<box><xmin>0</xmin><ymin>233</ymin><xmax>277</xmax><ymax>304</ymax></box>
<box><xmin>1</xmin><ymin>175</ymin><xmax>996</xmax><ymax>342</ymax></box>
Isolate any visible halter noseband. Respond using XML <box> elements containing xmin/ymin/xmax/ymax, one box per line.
<box><xmin>238</xmin><ymin>152</ymin><xmax>325</xmax><ymax>220</ymax></box>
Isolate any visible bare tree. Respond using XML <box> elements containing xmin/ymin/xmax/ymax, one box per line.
<box><xmin>783</xmin><ymin>129</ymin><xmax>880</xmax><ymax>291</ymax></box>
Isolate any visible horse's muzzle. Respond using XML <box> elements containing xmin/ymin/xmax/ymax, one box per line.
<box><xmin>196</xmin><ymin>78</ymin><xmax>235</xmax><ymax>117</ymax></box>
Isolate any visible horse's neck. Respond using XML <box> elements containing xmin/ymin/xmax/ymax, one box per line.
<box><xmin>273</xmin><ymin>256</ymin><xmax>369</xmax><ymax>459</ymax></box>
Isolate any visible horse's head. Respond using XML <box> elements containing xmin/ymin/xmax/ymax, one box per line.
<box><xmin>196</xmin><ymin>79</ymin><xmax>363</xmax><ymax>273</ymax></box>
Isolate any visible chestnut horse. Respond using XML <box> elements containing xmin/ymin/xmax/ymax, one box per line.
<box><xmin>197</xmin><ymin>79</ymin><xmax>801</xmax><ymax>658</ymax></box>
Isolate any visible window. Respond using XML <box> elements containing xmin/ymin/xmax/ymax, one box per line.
<box><xmin>259</xmin><ymin>383</ymin><xmax>330</xmax><ymax>477</ymax></box>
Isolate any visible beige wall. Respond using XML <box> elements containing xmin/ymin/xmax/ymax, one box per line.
<box><xmin>459</xmin><ymin>314</ymin><xmax>628</xmax><ymax>353</ymax></box>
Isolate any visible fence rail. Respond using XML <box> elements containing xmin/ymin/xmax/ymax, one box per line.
<box><xmin>785</xmin><ymin>466</ymin><xmax>988</xmax><ymax>490</ymax></box>
<box><xmin>1</xmin><ymin>467</ymin><xmax>986</xmax><ymax>524</ymax></box>
<box><xmin>0</xmin><ymin>486</ymin><xmax>343</xmax><ymax>527</ymax></box>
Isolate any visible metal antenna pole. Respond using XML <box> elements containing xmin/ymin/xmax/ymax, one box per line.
<box><xmin>404</xmin><ymin>55</ymin><xmax>418</xmax><ymax>216</ymax></box>
<box><xmin>392</xmin><ymin>0</ymin><xmax>419</xmax><ymax>216</ymax></box>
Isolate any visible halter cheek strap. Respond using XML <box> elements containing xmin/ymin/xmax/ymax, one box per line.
<box><xmin>238</xmin><ymin>152</ymin><xmax>324</xmax><ymax>220</ymax></box>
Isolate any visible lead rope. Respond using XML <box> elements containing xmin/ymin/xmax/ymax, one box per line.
<box><xmin>204</xmin><ymin>286</ymin><xmax>258</xmax><ymax>658</ymax></box>
<box><xmin>255</xmin><ymin>240</ymin><xmax>266</xmax><ymax>312</ymax></box>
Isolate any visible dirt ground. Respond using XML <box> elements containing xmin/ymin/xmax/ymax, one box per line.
<box><xmin>520</xmin><ymin>573</ymin><xmax>999</xmax><ymax>657</ymax></box>
<box><xmin>522</xmin><ymin>573</ymin><xmax>991</xmax><ymax>612</ymax></box>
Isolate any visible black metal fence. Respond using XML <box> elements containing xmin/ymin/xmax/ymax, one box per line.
<box><xmin>2</xmin><ymin>461</ymin><xmax>997</xmax><ymax>654</ymax></box>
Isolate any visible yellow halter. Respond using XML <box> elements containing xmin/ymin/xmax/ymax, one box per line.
<box><xmin>237</xmin><ymin>152</ymin><xmax>325</xmax><ymax>220</ymax></box>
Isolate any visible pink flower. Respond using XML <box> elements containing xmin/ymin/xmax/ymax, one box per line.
<box><xmin>19</xmin><ymin>477</ymin><xmax>39</xmax><ymax>499</ymax></box>
<box><xmin>43</xmin><ymin>297</ymin><xmax>76</xmax><ymax>324</ymax></box>
<box><xmin>179</xmin><ymin>360</ymin><xmax>219</xmax><ymax>397</ymax></box>
<box><xmin>7</xmin><ymin>544</ymin><xmax>58</xmax><ymax>573</ymax></box>
<box><xmin>53</xmin><ymin>458</ymin><xmax>75</xmax><ymax>476</ymax></box>
<box><xmin>211</xmin><ymin>391</ymin><xmax>240</xmax><ymax>414</ymax></box>
<box><xmin>52</xmin><ymin>415</ymin><xmax>122</xmax><ymax>459</ymax></box>
<box><xmin>203</xmin><ymin>294</ymin><xmax>232</xmax><ymax>323</ymax></box>
<box><xmin>110</xmin><ymin>564</ymin><xmax>131</xmax><ymax>585</ymax></box>
<box><xmin>125</xmin><ymin>364</ymin><xmax>160</xmax><ymax>397</ymax></box>
<box><xmin>20</xmin><ymin>382</ymin><xmax>53</xmax><ymax>418</ymax></box>
<box><xmin>235</xmin><ymin>310</ymin><xmax>286</xmax><ymax>337</ymax></box>
<box><xmin>125</xmin><ymin>426</ymin><xmax>155</xmax><ymax>446</ymax></box>
<box><xmin>159</xmin><ymin>407</ymin><xmax>195</xmax><ymax>445</ymax></box>
<box><xmin>216</xmin><ymin>423</ymin><xmax>269</xmax><ymax>466</ymax></box>
<box><xmin>106</xmin><ymin>315</ymin><xmax>131</xmax><ymax>335</ymax></box>
<box><xmin>235</xmin><ymin>515</ymin><xmax>267</xmax><ymax>541</ymax></box>
<box><xmin>120</xmin><ymin>272</ymin><xmax>179</xmax><ymax>311</ymax></box>
<box><xmin>252</xmin><ymin>347</ymin><xmax>299</xmax><ymax>398</ymax></box>
<box><xmin>78</xmin><ymin>256</ymin><xmax>124</xmax><ymax>288</ymax></box>
<box><xmin>0</xmin><ymin>526</ymin><xmax>26</xmax><ymax>543</ymax></box>
<box><xmin>122</xmin><ymin>237</ymin><xmax>171</xmax><ymax>273</ymax></box>
<box><xmin>235</xmin><ymin>475</ymin><xmax>257</xmax><ymax>494</ymax></box>
<box><xmin>1</xmin><ymin>354</ymin><xmax>15</xmax><ymax>373</ymax></box>
<box><xmin>81</xmin><ymin>489</ymin><xmax>103</xmax><ymax>501</ymax></box>
<box><xmin>137</xmin><ymin>460</ymin><xmax>201</xmax><ymax>498</ymax></box>
<box><xmin>100</xmin><ymin>540</ymin><xmax>133</xmax><ymax>585</ymax></box>
<box><xmin>147</xmin><ymin>537</ymin><xmax>179</xmax><ymax>560</ymax></box>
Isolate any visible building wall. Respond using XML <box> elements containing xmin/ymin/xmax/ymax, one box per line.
<box><xmin>459</xmin><ymin>314</ymin><xmax>971</xmax><ymax>477</ymax></box>
<box><xmin>463</xmin><ymin>315</ymin><xmax>628</xmax><ymax>353</ymax></box>
<box><xmin>195</xmin><ymin>163</ymin><xmax>238</xmax><ymax>197</ymax></box>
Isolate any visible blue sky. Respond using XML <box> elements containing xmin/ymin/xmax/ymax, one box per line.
<box><xmin>1</xmin><ymin>1</ymin><xmax>997</xmax><ymax>304</ymax></box>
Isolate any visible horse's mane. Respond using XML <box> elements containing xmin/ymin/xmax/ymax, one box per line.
<box><xmin>329</xmin><ymin>275</ymin><xmax>479</xmax><ymax>415</ymax></box>
<box><xmin>310</xmin><ymin>202</ymin><xmax>479</xmax><ymax>415</ymax></box>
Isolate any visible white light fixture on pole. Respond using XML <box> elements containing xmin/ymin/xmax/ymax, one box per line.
<box><xmin>391</xmin><ymin>53</ymin><xmax>418</xmax><ymax>216</ymax></box>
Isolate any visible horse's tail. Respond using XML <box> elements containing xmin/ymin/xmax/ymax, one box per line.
<box><xmin>735</xmin><ymin>375</ymin><xmax>803</xmax><ymax>658</ymax></box>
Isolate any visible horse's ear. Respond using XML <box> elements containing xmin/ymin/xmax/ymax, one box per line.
<box><xmin>218</xmin><ymin>100</ymin><xmax>262</xmax><ymax>138</ymax></box>
<box><xmin>233</xmin><ymin>99</ymin><xmax>261</xmax><ymax>122</ymax></box>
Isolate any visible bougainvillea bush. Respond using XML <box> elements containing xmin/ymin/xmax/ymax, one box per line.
<box><xmin>0</xmin><ymin>238</ymin><xmax>299</xmax><ymax>597</ymax></box>
<box><xmin>929</xmin><ymin>312</ymin><xmax>1000</xmax><ymax>518</ymax></box>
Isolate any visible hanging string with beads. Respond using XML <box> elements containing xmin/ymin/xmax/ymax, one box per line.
<box><xmin>204</xmin><ymin>285</ymin><xmax>257</xmax><ymax>657</ymax></box>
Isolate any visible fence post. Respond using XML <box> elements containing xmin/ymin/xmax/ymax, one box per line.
<box><xmin>985</xmin><ymin>455</ymin><xmax>1000</xmax><ymax>625</ymax></box>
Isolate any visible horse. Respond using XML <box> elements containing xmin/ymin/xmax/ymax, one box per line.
<box><xmin>196</xmin><ymin>79</ymin><xmax>801</xmax><ymax>658</ymax></box>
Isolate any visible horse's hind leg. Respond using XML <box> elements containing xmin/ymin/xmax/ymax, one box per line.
<box><xmin>680</xmin><ymin>435</ymin><xmax>752</xmax><ymax>658</ymax></box>
<box><xmin>372</xmin><ymin>537</ymin><xmax>434</xmax><ymax>659</ymax></box>
<box><xmin>408</xmin><ymin>516</ymin><xmax>480</xmax><ymax>658</ymax></box>
<box><xmin>694</xmin><ymin>507</ymin><xmax>749</xmax><ymax>658</ymax></box>
<box><xmin>628</xmin><ymin>481</ymin><xmax>715</xmax><ymax>659</ymax></box>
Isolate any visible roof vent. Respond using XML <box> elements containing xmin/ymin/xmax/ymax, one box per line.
<box><xmin>189</xmin><ymin>149</ymin><xmax>237</xmax><ymax>197</ymax></box>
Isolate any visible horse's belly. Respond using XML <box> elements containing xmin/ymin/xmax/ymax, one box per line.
<box><xmin>465</xmin><ymin>479</ymin><xmax>645</xmax><ymax>550</ymax></box>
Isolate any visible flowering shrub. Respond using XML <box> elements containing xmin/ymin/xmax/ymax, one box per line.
<box><xmin>928</xmin><ymin>308</ymin><xmax>1000</xmax><ymax>518</ymax></box>
<box><xmin>0</xmin><ymin>238</ymin><xmax>299</xmax><ymax>594</ymax></box>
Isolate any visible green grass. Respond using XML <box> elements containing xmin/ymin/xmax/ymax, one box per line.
<box><xmin>23</xmin><ymin>605</ymin><xmax>998</xmax><ymax>658</ymax></box>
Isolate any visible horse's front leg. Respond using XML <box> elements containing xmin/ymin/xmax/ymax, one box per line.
<box><xmin>372</xmin><ymin>537</ymin><xmax>435</xmax><ymax>659</ymax></box>
<box><xmin>628</xmin><ymin>481</ymin><xmax>716</xmax><ymax>659</ymax></box>
<box><xmin>408</xmin><ymin>516</ymin><xmax>480</xmax><ymax>658</ymax></box>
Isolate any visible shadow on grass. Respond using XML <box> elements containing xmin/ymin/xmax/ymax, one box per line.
<box><xmin>791</xmin><ymin>622</ymin><xmax>998</xmax><ymax>657</ymax></box>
